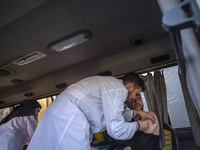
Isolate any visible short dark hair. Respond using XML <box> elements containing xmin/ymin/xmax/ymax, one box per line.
<box><xmin>121</xmin><ymin>72</ymin><xmax>145</xmax><ymax>91</ymax></box>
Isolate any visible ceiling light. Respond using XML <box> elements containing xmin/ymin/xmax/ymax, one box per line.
<box><xmin>12</xmin><ymin>51</ymin><xmax>46</xmax><ymax>66</ymax></box>
<box><xmin>48</xmin><ymin>30</ymin><xmax>92</xmax><ymax>52</ymax></box>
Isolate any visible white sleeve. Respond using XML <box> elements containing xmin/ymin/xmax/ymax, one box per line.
<box><xmin>24</xmin><ymin>115</ymin><xmax>37</xmax><ymax>139</ymax></box>
<box><xmin>102</xmin><ymin>89</ymin><xmax>138</xmax><ymax>140</ymax></box>
<box><xmin>122</xmin><ymin>109</ymin><xmax>134</xmax><ymax>122</ymax></box>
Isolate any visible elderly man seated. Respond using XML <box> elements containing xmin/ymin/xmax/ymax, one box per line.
<box><xmin>116</xmin><ymin>94</ymin><xmax>160</xmax><ymax>150</ymax></box>
<box><xmin>91</xmin><ymin>94</ymin><xmax>160</xmax><ymax>150</ymax></box>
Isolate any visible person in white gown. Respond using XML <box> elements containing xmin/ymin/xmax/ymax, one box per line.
<box><xmin>0</xmin><ymin>100</ymin><xmax>41</xmax><ymax>150</ymax></box>
<box><xmin>27</xmin><ymin>72</ymin><xmax>156</xmax><ymax>150</ymax></box>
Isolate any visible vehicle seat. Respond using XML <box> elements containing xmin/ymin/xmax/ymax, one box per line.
<box><xmin>160</xmin><ymin>123</ymin><xmax>179</xmax><ymax>150</ymax></box>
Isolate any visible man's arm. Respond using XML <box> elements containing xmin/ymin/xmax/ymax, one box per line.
<box><xmin>135</xmin><ymin>120</ymin><xmax>148</xmax><ymax>131</ymax></box>
<box><xmin>102</xmin><ymin>89</ymin><xmax>138</xmax><ymax>140</ymax></box>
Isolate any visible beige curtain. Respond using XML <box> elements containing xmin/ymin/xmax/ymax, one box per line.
<box><xmin>141</xmin><ymin>70</ymin><xmax>169</xmax><ymax>147</ymax></box>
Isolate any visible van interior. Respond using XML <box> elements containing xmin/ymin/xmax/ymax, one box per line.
<box><xmin>0</xmin><ymin>0</ymin><xmax>200</xmax><ymax>150</ymax></box>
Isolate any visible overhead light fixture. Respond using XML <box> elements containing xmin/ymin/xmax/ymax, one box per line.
<box><xmin>12</xmin><ymin>51</ymin><xmax>46</xmax><ymax>66</ymax></box>
<box><xmin>48</xmin><ymin>30</ymin><xmax>92</xmax><ymax>52</ymax></box>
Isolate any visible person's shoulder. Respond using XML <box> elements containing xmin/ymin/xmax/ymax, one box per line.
<box><xmin>23</xmin><ymin>115</ymin><xmax>35</xmax><ymax>121</ymax></box>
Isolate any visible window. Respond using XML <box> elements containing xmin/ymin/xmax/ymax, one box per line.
<box><xmin>140</xmin><ymin>92</ymin><xmax>149</xmax><ymax>112</ymax></box>
<box><xmin>164</xmin><ymin>66</ymin><xmax>190</xmax><ymax>128</ymax></box>
<box><xmin>140</xmin><ymin>66</ymin><xmax>190</xmax><ymax>128</ymax></box>
<box><xmin>0</xmin><ymin>107</ymin><xmax>12</xmax><ymax>122</ymax></box>
<box><xmin>37</xmin><ymin>96</ymin><xmax>56</xmax><ymax>123</ymax></box>
<box><xmin>0</xmin><ymin>96</ymin><xmax>57</xmax><ymax>124</ymax></box>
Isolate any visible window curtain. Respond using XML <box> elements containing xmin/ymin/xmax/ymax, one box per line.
<box><xmin>141</xmin><ymin>70</ymin><xmax>169</xmax><ymax>147</ymax></box>
<box><xmin>179</xmin><ymin>74</ymin><xmax>200</xmax><ymax>147</ymax></box>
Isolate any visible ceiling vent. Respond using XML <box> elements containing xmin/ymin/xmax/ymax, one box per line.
<box><xmin>0</xmin><ymin>68</ymin><xmax>11</xmax><ymax>77</ymax></box>
<box><xmin>151</xmin><ymin>54</ymin><xmax>170</xmax><ymax>64</ymax></box>
<box><xmin>0</xmin><ymin>101</ymin><xmax>5</xmax><ymax>104</ymax></box>
<box><xmin>55</xmin><ymin>83</ymin><xmax>68</xmax><ymax>89</ymax></box>
<box><xmin>130</xmin><ymin>36</ymin><xmax>144</xmax><ymax>46</ymax></box>
<box><xmin>11</xmin><ymin>79</ymin><xmax>24</xmax><ymax>84</ymax></box>
<box><xmin>24</xmin><ymin>92</ymin><xmax>34</xmax><ymax>97</ymax></box>
<box><xmin>97</xmin><ymin>71</ymin><xmax>112</xmax><ymax>76</ymax></box>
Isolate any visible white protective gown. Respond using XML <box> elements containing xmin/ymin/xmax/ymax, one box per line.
<box><xmin>0</xmin><ymin>115</ymin><xmax>37</xmax><ymax>150</ymax></box>
<box><xmin>27</xmin><ymin>76</ymin><xmax>138</xmax><ymax>150</ymax></box>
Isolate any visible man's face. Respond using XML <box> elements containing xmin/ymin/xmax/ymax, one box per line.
<box><xmin>132</xmin><ymin>94</ymin><xmax>143</xmax><ymax>110</ymax></box>
<box><xmin>127</xmin><ymin>87</ymin><xmax>142</xmax><ymax>102</ymax></box>
<box><xmin>126</xmin><ymin>94</ymin><xmax>143</xmax><ymax>110</ymax></box>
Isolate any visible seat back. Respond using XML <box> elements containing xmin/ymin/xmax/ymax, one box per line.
<box><xmin>161</xmin><ymin>123</ymin><xmax>179</xmax><ymax>150</ymax></box>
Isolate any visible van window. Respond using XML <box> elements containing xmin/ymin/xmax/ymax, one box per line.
<box><xmin>140</xmin><ymin>66</ymin><xmax>190</xmax><ymax>128</ymax></box>
<box><xmin>0</xmin><ymin>107</ymin><xmax>12</xmax><ymax>122</ymax></box>
<box><xmin>140</xmin><ymin>92</ymin><xmax>149</xmax><ymax>112</ymax></box>
<box><xmin>164</xmin><ymin>65</ymin><xmax>190</xmax><ymax>128</ymax></box>
<box><xmin>0</xmin><ymin>96</ymin><xmax>56</xmax><ymax>124</ymax></box>
<box><xmin>37</xmin><ymin>96</ymin><xmax>56</xmax><ymax>123</ymax></box>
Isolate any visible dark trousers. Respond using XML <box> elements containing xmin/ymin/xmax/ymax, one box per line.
<box><xmin>116</xmin><ymin>131</ymin><xmax>159</xmax><ymax>150</ymax></box>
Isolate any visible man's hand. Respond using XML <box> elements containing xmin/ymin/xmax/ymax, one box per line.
<box><xmin>135</xmin><ymin>110</ymin><xmax>156</xmax><ymax>123</ymax></box>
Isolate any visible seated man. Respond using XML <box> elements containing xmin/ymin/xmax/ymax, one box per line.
<box><xmin>116</xmin><ymin>94</ymin><xmax>160</xmax><ymax>150</ymax></box>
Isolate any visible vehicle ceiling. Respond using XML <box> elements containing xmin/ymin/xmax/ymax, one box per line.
<box><xmin>0</xmin><ymin>0</ymin><xmax>177</xmax><ymax>107</ymax></box>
